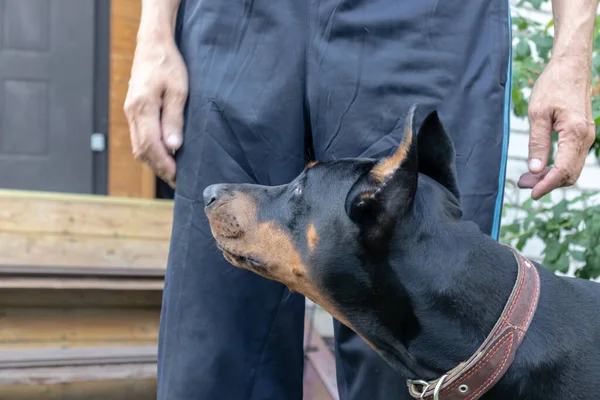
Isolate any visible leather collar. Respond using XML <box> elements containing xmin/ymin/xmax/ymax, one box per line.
<box><xmin>407</xmin><ymin>246</ymin><xmax>540</xmax><ymax>400</ymax></box>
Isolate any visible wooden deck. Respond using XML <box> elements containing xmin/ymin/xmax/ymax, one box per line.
<box><xmin>0</xmin><ymin>189</ymin><xmax>338</xmax><ymax>399</ymax></box>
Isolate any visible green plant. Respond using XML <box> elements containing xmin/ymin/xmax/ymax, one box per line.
<box><xmin>501</xmin><ymin>0</ymin><xmax>600</xmax><ymax>279</ymax></box>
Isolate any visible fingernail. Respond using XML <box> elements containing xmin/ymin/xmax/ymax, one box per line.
<box><xmin>529</xmin><ymin>158</ymin><xmax>542</xmax><ymax>172</ymax></box>
<box><xmin>167</xmin><ymin>134</ymin><xmax>181</xmax><ymax>148</ymax></box>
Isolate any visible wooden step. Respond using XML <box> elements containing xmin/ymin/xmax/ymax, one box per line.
<box><xmin>0</xmin><ymin>346</ymin><xmax>157</xmax><ymax>386</ymax></box>
<box><xmin>0</xmin><ymin>189</ymin><xmax>173</xmax><ymax>277</ymax></box>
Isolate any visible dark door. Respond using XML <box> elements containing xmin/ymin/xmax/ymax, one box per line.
<box><xmin>0</xmin><ymin>0</ymin><xmax>95</xmax><ymax>193</ymax></box>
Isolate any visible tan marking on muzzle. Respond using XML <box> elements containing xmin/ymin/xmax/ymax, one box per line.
<box><xmin>205</xmin><ymin>192</ymin><xmax>257</xmax><ymax>239</ymax></box>
<box><xmin>206</xmin><ymin>192</ymin><xmax>307</xmax><ymax>282</ymax></box>
<box><xmin>255</xmin><ymin>221</ymin><xmax>307</xmax><ymax>279</ymax></box>
<box><xmin>206</xmin><ymin>191</ymin><xmax>360</xmax><ymax>338</ymax></box>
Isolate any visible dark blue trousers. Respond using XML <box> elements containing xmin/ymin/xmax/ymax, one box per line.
<box><xmin>158</xmin><ymin>0</ymin><xmax>512</xmax><ymax>398</ymax></box>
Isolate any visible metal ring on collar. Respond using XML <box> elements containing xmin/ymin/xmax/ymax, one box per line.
<box><xmin>433</xmin><ymin>375</ymin><xmax>449</xmax><ymax>400</ymax></box>
<box><xmin>407</xmin><ymin>380</ymin><xmax>431</xmax><ymax>399</ymax></box>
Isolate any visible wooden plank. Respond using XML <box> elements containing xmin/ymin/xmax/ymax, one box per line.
<box><xmin>0</xmin><ymin>266</ymin><xmax>165</xmax><ymax>277</ymax></box>
<box><xmin>109</xmin><ymin>0</ymin><xmax>156</xmax><ymax>198</ymax></box>
<box><xmin>0</xmin><ymin>289</ymin><xmax>162</xmax><ymax>308</ymax></box>
<box><xmin>0</xmin><ymin>232</ymin><xmax>169</xmax><ymax>270</ymax></box>
<box><xmin>0</xmin><ymin>341</ymin><xmax>158</xmax><ymax>350</ymax></box>
<box><xmin>0</xmin><ymin>364</ymin><xmax>156</xmax><ymax>386</ymax></box>
<box><xmin>0</xmin><ymin>277</ymin><xmax>164</xmax><ymax>291</ymax></box>
<box><xmin>0</xmin><ymin>379</ymin><xmax>156</xmax><ymax>399</ymax></box>
<box><xmin>0</xmin><ymin>346</ymin><xmax>157</xmax><ymax>368</ymax></box>
<box><xmin>0</xmin><ymin>189</ymin><xmax>173</xmax><ymax>240</ymax></box>
<box><xmin>0</xmin><ymin>308</ymin><xmax>159</xmax><ymax>348</ymax></box>
<box><xmin>304</xmin><ymin>317</ymin><xmax>339</xmax><ymax>400</ymax></box>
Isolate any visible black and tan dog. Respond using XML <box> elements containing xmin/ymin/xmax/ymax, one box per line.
<box><xmin>203</xmin><ymin>107</ymin><xmax>600</xmax><ymax>399</ymax></box>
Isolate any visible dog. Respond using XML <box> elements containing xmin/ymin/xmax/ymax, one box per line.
<box><xmin>203</xmin><ymin>107</ymin><xmax>600</xmax><ymax>399</ymax></box>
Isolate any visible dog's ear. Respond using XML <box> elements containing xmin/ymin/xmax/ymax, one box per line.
<box><xmin>344</xmin><ymin>106</ymin><xmax>419</xmax><ymax>238</ymax></box>
<box><xmin>415</xmin><ymin>110</ymin><xmax>460</xmax><ymax>200</ymax></box>
<box><xmin>345</xmin><ymin>107</ymin><xmax>460</xmax><ymax>241</ymax></box>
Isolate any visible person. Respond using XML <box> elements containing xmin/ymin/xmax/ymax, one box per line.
<box><xmin>124</xmin><ymin>0</ymin><xmax>597</xmax><ymax>398</ymax></box>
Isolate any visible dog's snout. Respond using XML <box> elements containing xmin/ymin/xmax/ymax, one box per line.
<box><xmin>203</xmin><ymin>184</ymin><xmax>222</xmax><ymax>207</ymax></box>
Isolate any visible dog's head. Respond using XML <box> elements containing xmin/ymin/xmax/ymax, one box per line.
<box><xmin>204</xmin><ymin>107</ymin><xmax>460</xmax><ymax>340</ymax></box>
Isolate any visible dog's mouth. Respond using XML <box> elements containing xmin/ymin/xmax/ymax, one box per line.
<box><xmin>218</xmin><ymin>244</ymin><xmax>265</xmax><ymax>269</ymax></box>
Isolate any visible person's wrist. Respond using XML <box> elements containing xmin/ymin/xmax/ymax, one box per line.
<box><xmin>552</xmin><ymin>25</ymin><xmax>594</xmax><ymax>63</ymax></box>
<box><xmin>137</xmin><ymin>4</ymin><xmax>178</xmax><ymax>45</ymax></box>
<box><xmin>551</xmin><ymin>48</ymin><xmax>592</xmax><ymax>66</ymax></box>
<box><xmin>547</xmin><ymin>48</ymin><xmax>593</xmax><ymax>87</ymax></box>
<box><xmin>137</xmin><ymin>20</ymin><xmax>175</xmax><ymax>46</ymax></box>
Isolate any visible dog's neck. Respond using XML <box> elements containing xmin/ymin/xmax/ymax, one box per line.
<box><xmin>352</xmin><ymin>177</ymin><xmax>520</xmax><ymax>380</ymax></box>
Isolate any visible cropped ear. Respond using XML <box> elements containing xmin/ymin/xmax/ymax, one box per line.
<box><xmin>415</xmin><ymin>110</ymin><xmax>460</xmax><ymax>200</ymax></box>
<box><xmin>345</xmin><ymin>106</ymin><xmax>419</xmax><ymax>240</ymax></box>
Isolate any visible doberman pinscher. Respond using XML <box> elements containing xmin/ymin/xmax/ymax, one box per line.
<box><xmin>203</xmin><ymin>107</ymin><xmax>600</xmax><ymax>399</ymax></box>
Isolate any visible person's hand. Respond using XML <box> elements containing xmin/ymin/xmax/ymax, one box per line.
<box><xmin>124</xmin><ymin>34</ymin><xmax>188</xmax><ymax>188</ymax></box>
<box><xmin>518</xmin><ymin>56</ymin><xmax>595</xmax><ymax>200</ymax></box>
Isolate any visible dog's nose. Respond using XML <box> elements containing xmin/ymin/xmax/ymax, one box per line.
<box><xmin>203</xmin><ymin>184</ymin><xmax>221</xmax><ymax>207</ymax></box>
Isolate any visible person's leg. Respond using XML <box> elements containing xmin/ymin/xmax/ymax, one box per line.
<box><xmin>307</xmin><ymin>0</ymin><xmax>512</xmax><ymax>398</ymax></box>
<box><xmin>157</xmin><ymin>1</ymin><xmax>309</xmax><ymax>399</ymax></box>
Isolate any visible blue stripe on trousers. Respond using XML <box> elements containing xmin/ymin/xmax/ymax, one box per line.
<box><xmin>491</xmin><ymin>0</ymin><xmax>513</xmax><ymax>241</ymax></box>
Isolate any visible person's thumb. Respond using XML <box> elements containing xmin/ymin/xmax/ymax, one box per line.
<box><xmin>527</xmin><ymin>106</ymin><xmax>553</xmax><ymax>174</ymax></box>
<box><xmin>161</xmin><ymin>86</ymin><xmax>187</xmax><ymax>152</ymax></box>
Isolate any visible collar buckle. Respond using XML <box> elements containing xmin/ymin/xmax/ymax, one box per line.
<box><xmin>406</xmin><ymin>379</ymin><xmax>430</xmax><ymax>399</ymax></box>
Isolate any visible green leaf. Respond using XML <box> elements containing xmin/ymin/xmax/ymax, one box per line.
<box><xmin>529</xmin><ymin>0</ymin><xmax>543</xmax><ymax>9</ymax></box>
<box><xmin>569</xmin><ymin>212</ymin><xmax>584</xmax><ymax>229</ymax></box>
<box><xmin>585</xmin><ymin>253</ymin><xmax>600</xmax><ymax>279</ymax></box>
<box><xmin>512</xmin><ymin>85</ymin><xmax>523</xmax><ymax>102</ymax></box>
<box><xmin>575</xmin><ymin>268</ymin><xmax>590</xmax><ymax>280</ymax></box>
<box><xmin>524</xmin><ymin>213</ymin><xmax>536</xmax><ymax>230</ymax></box>
<box><xmin>516</xmin><ymin>236</ymin><xmax>529</xmax><ymax>251</ymax></box>
<box><xmin>501</xmin><ymin>223</ymin><xmax>521</xmax><ymax>237</ymax></box>
<box><xmin>552</xmin><ymin>200</ymin><xmax>568</xmax><ymax>219</ymax></box>
<box><xmin>593</xmin><ymin>54</ymin><xmax>600</xmax><ymax>75</ymax></box>
<box><xmin>555</xmin><ymin>252</ymin><xmax>570</xmax><ymax>273</ymax></box>
<box><xmin>570</xmin><ymin>233</ymin><xmax>589</xmax><ymax>247</ymax></box>
<box><xmin>515</xmin><ymin>39</ymin><xmax>532</xmax><ymax>60</ymax></box>
<box><xmin>594</xmin><ymin>34</ymin><xmax>600</xmax><ymax>52</ymax></box>
<box><xmin>530</xmin><ymin>33</ymin><xmax>553</xmax><ymax>61</ymax></box>
<box><xmin>544</xmin><ymin>240</ymin><xmax>562</xmax><ymax>263</ymax></box>
<box><xmin>514</xmin><ymin>16</ymin><xmax>529</xmax><ymax>31</ymax></box>
<box><xmin>514</xmin><ymin>100</ymin><xmax>528</xmax><ymax>117</ymax></box>
<box><xmin>539</xmin><ymin>194</ymin><xmax>552</xmax><ymax>204</ymax></box>
<box><xmin>571</xmin><ymin>250</ymin><xmax>586</xmax><ymax>262</ymax></box>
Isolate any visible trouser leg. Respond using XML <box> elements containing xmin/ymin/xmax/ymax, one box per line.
<box><xmin>306</xmin><ymin>0</ymin><xmax>512</xmax><ymax>398</ymax></box>
<box><xmin>157</xmin><ymin>1</ymin><xmax>309</xmax><ymax>398</ymax></box>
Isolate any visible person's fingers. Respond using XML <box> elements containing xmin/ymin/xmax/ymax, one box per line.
<box><xmin>517</xmin><ymin>166</ymin><xmax>552</xmax><ymax>189</ymax></box>
<box><xmin>160</xmin><ymin>84</ymin><xmax>188</xmax><ymax>153</ymax></box>
<box><xmin>528</xmin><ymin>166</ymin><xmax>567</xmax><ymax>200</ymax></box>
<box><xmin>136</xmin><ymin>113</ymin><xmax>177</xmax><ymax>186</ymax></box>
<box><xmin>526</xmin><ymin>105</ymin><xmax>553</xmax><ymax>174</ymax></box>
<box><xmin>125</xmin><ymin>95</ymin><xmax>176</xmax><ymax>187</ymax></box>
<box><xmin>524</xmin><ymin>115</ymin><xmax>593</xmax><ymax>200</ymax></box>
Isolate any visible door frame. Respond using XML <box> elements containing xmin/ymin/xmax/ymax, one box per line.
<box><xmin>92</xmin><ymin>0</ymin><xmax>110</xmax><ymax>195</ymax></box>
